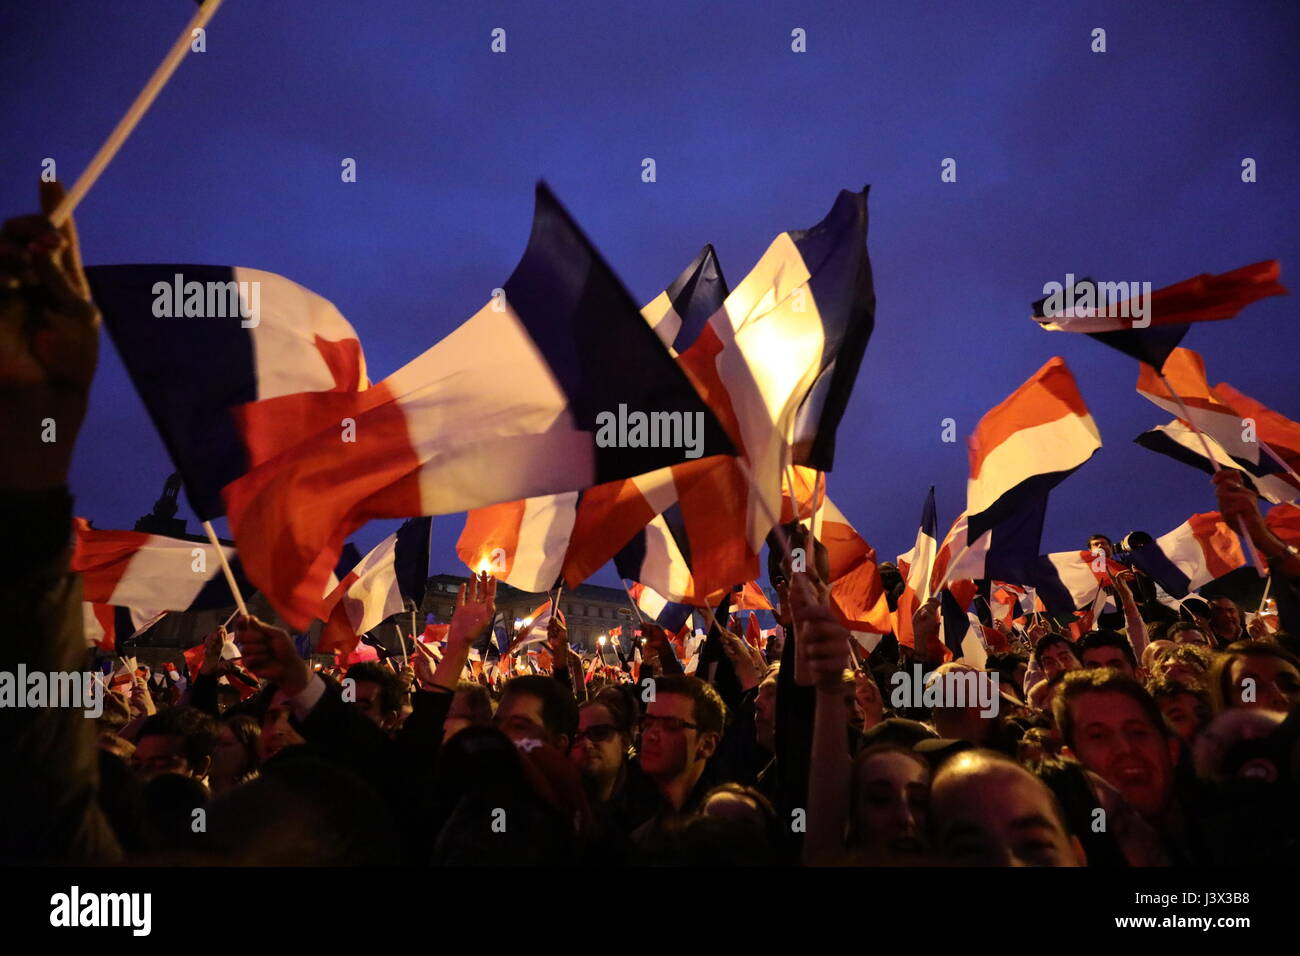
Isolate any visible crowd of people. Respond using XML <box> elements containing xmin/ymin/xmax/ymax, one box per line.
<box><xmin>3</xmin><ymin>186</ymin><xmax>1299</xmax><ymax>867</ymax></box>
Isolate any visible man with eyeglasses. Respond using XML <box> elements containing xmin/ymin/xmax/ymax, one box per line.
<box><xmin>632</xmin><ymin>675</ymin><xmax>726</xmax><ymax>847</ymax></box>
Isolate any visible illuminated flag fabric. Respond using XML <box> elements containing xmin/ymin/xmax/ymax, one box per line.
<box><xmin>1031</xmin><ymin>260</ymin><xmax>1285</xmax><ymax>369</ymax></box>
<box><xmin>1135</xmin><ymin>348</ymin><xmax>1274</xmax><ymax>469</ymax></box>
<box><xmin>643</xmin><ymin>245</ymin><xmax>728</xmax><ymax>357</ymax></box>
<box><xmin>318</xmin><ymin>518</ymin><xmax>431</xmax><ymax>658</ymax></box>
<box><xmin>1125</xmin><ymin>511</ymin><xmax>1246</xmax><ymax>598</ymax></box>
<box><xmin>733</xmin><ymin>581</ymin><xmax>773</xmax><ymax>611</ymax></box>
<box><xmin>586</xmin><ymin>188</ymin><xmax>876</xmax><ymax>602</ymax></box>
<box><xmin>85</xmin><ymin>265</ymin><xmax>369</xmax><ymax>520</ymax></box>
<box><xmin>1213</xmin><ymin>382</ymin><xmax>1300</xmax><ymax>482</ymax></box>
<box><xmin>931</xmin><ymin>358</ymin><xmax>1101</xmax><ymax>593</ymax></box>
<box><xmin>457</xmin><ymin>247</ymin><xmax>733</xmax><ymax>593</ymax></box>
<box><xmin>1018</xmin><ymin>548</ymin><xmax>1126</xmax><ymax>617</ymax></box>
<box><xmin>1135</xmin><ymin>419</ymin><xmax>1299</xmax><ymax>505</ymax></box>
<box><xmin>506</xmin><ymin>599</ymin><xmax>567</xmax><ymax>654</ymax></box>
<box><xmin>781</xmin><ymin>467</ymin><xmax>891</xmax><ymax>634</ymax></box>
<box><xmin>1265</xmin><ymin>504</ymin><xmax>1300</xmax><ymax>548</ymax></box>
<box><xmin>72</xmin><ymin>518</ymin><xmax>250</xmax><ymax>613</ymax></box>
<box><xmin>225</xmin><ymin>184</ymin><xmax>734</xmax><ymax>628</ymax></box>
<box><xmin>624</xmin><ymin>582</ymin><xmax>693</xmax><ymax>633</ymax></box>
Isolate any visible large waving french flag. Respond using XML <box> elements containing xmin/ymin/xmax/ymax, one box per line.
<box><xmin>459</xmin><ymin>190</ymin><xmax>874</xmax><ymax>606</ymax></box>
<box><xmin>1019</xmin><ymin>548</ymin><xmax>1126</xmax><ymax>617</ymax></box>
<box><xmin>455</xmin><ymin>246</ymin><xmax>730</xmax><ymax>593</ymax></box>
<box><xmin>72</xmin><ymin>518</ymin><xmax>252</xmax><ymax>613</ymax></box>
<box><xmin>225</xmin><ymin>184</ymin><xmax>734</xmax><ymax>629</ymax></box>
<box><xmin>1135</xmin><ymin>419</ymin><xmax>1300</xmax><ymax>505</ymax></box>
<box><xmin>1125</xmin><ymin>511</ymin><xmax>1245</xmax><ymax>598</ymax></box>
<box><xmin>1214</xmin><ymin>382</ymin><xmax>1300</xmax><ymax>483</ymax></box>
<box><xmin>589</xmin><ymin>187</ymin><xmax>877</xmax><ymax>603</ymax></box>
<box><xmin>319</xmin><ymin>518</ymin><xmax>431</xmax><ymax>657</ymax></box>
<box><xmin>932</xmin><ymin>358</ymin><xmax>1101</xmax><ymax>592</ymax></box>
<box><xmin>1031</xmin><ymin>260</ymin><xmax>1285</xmax><ymax>369</ymax></box>
<box><xmin>1135</xmin><ymin>348</ymin><xmax>1276</xmax><ymax>471</ymax></box>
<box><xmin>85</xmin><ymin>265</ymin><xmax>369</xmax><ymax>520</ymax></box>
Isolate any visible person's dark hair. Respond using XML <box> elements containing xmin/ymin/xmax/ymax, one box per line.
<box><xmin>847</xmin><ymin>744</ymin><xmax>931</xmax><ymax>845</ymax></box>
<box><xmin>1053</xmin><ymin>670</ymin><xmax>1167</xmax><ymax>750</ymax></box>
<box><xmin>1145</xmin><ymin>675</ymin><xmax>1209</xmax><ymax>705</ymax></box>
<box><xmin>1167</xmin><ymin>621</ymin><xmax>1210</xmax><ymax>642</ymax></box>
<box><xmin>501</xmin><ymin>675</ymin><xmax>579</xmax><ymax>741</ymax></box>
<box><xmin>344</xmin><ymin>661</ymin><xmax>403</xmax><ymax>715</ymax></box>
<box><xmin>649</xmin><ymin>674</ymin><xmax>726</xmax><ymax>735</ymax></box>
<box><xmin>701</xmin><ymin>782</ymin><xmax>778</xmax><ymax>827</ymax></box>
<box><xmin>1180</xmin><ymin>597</ymin><xmax>1212</xmax><ymax>621</ymax></box>
<box><xmin>1207</xmin><ymin>640</ymin><xmax>1300</xmax><ymax>715</ymax></box>
<box><xmin>1078</xmin><ymin>630</ymin><xmax>1137</xmax><ymax>669</ymax></box>
<box><xmin>584</xmin><ymin>687</ymin><xmax>633</xmax><ymax>736</ymax></box>
<box><xmin>1144</xmin><ymin>677</ymin><xmax>1210</xmax><ymax>736</ymax></box>
<box><xmin>455</xmin><ymin>680</ymin><xmax>494</xmax><ymax>726</ymax></box>
<box><xmin>1032</xmin><ymin>632</ymin><xmax>1073</xmax><ymax>667</ymax></box>
<box><xmin>1088</xmin><ymin>534</ymin><xmax>1112</xmax><ymax>547</ymax></box>
<box><xmin>220</xmin><ymin>712</ymin><xmax>261</xmax><ymax>780</ymax></box>
<box><xmin>1034</xmin><ymin>755</ymin><xmax>1125</xmax><ymax>867</ymax></box>
<box><xmin>986</xmin><ymin>651</ymin><xmax>1028</xmax><ymax>697</ymax></box>
<box><xmin>1155</xmin><ymin>642</ymin><xmax>1214</xmax><ymax>678</ymax></box>
<box><xmin>137</xmin><ymin>705</ymin><xmax>218</xmax><ymax>769</ymax></box>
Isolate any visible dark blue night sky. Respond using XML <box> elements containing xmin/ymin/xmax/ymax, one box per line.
<box><xmin>3</xmin><ymin>1</ymin><xmax>1297</xmax><ymax>586</ymax></box>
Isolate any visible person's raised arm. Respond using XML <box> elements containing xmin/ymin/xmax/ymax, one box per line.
<box><xmin>0</xmin><ymin>182</ymin><xmax>118</xmax><ymax>863</ymax></box>
<box><xmin>429</xmin><ymin>572</ymin><xmax>496</xmax><ymax>691</ymax></box>
<box><xmin>791</xmin><ymin>569</ymin><xmax>853</xmax><ymax>865</ymax></box>
<box><xmin>1111</xmin><ymin>568</ymin><xmax>1149</xmax><ymax>659</ymax></box>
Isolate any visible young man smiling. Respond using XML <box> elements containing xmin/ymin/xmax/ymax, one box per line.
<box><xmin>632</xmin><ymin>675</ymin><xmax>726</xmax><ymax>845</ymax></box>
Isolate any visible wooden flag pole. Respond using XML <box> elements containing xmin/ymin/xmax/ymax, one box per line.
<box><xmin>1157</xmin><ymin>371</ymin><xmax>1267</xmax><ymax>576</ymax></box>
<box><xmin>201</xmin><ymin>520</ymin><xmax>248</xmax><ymax>616</ymax></box>
<box><xmin>51</xmin><ymin>0</ymin><xmax>227</xmax><ymax>226</ymax></box>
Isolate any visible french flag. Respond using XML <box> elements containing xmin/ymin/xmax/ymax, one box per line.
<box><xmin>1135</xmin><ymin>348</ymin><xmax>1281</xmax><ymax>473</ymax></box>
<box><xmin>643</xmin><ymin>245</ymin><xmax>729</xmax><ymax>358</ymax></box>
<box><xmin>85</xmin><ymin>265</ymin><xmax>369</xmax><ymax>521</ymax></box>
<box><xmin>1125</xmin><ymin>511</ymin><xmax>1245</xmax><ymax>598</ymax></box>
<box><xmin>455</xmin><ymin>246</ymin><xmax>732</xmax><ymax>593</ymax></box>
<box><xmin>939</xmin><ymin>589</ymin><xmax>990</xmax><ymax>668</ymax></box>
<box><xmin>932</xmin><ymin>358</ymin><xmax>1101</xmax><ymax>592</ymax></box>
<box><xmin>81</xmin><ymin>604</ymin><xmax>157</xmax><ymax>652</ymax></box>
<box><xmin>318</xmin><ymin>518</ymin><xmax>431</xmax><ymax>657</ymax></box>
<box><xmin>1266</xmin><ymin>504</ymin><xmax>1300</xmax><ymax>549</ymax></box>
<box><xmin>893</xmin><ymin>486</ymin><xmax>938</xmax><ymax>648</ymax></box>
<box><xmin>781</xmin><ymin>467</ymin><xmax>890</xmax><ymax>635</ymax></box>
<box><xmin>624</xmin><ymin>582</ymin><xmax>694</xmax><ymax>633</ymax></box>
<box><xmin>1135</xmin><ymin>419</ymin><xmax>1299</xmax><ymax>505</ymax></box>
<box><xmin>594</xmin><ymin>188</ymin><xmax>877</xmax><ymax>603</ymax></box>
<box><xmin>224</xmin><ymin>184</ymin><xmax>735</xmax><ymax>628</ymax></box>
<box><xmin>1020</xmin><ymin>548</ymin><xmax>1125</xmax><ymax>617</ymax></box>
<box><xmin>1031</xmin><ymin>260</ymin><xmax>1285</xmax><ymax>369</ymax></box>
<box><xmin>1214</xmin><ymin>382</ymin><xmax>1300</xmax><ymax>484</ymax></box>
<box><xmin>72</xmin><ymin>518</ymin><xmax>252</xmax><ymax>614</ymax></box>
<box><xmin>506</xmin><ymin>598</ymin><xmax>567</xmax><ymax>654</ymax></box>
